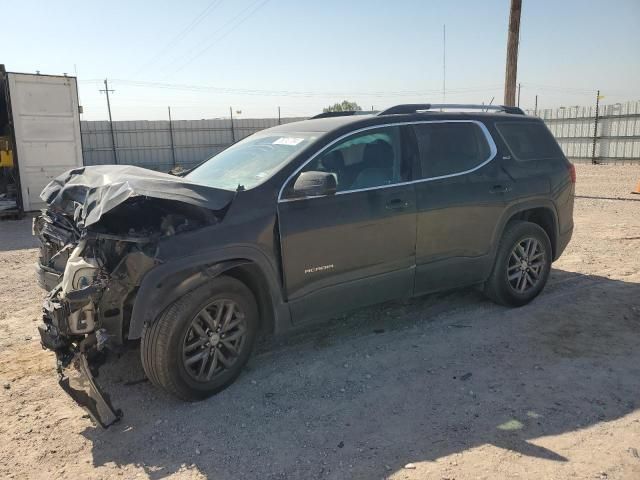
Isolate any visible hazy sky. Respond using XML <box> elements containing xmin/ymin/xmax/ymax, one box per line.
<box><xmin>3</xmin><ymin>0</ymin><xmax>639</xmax><ymax>120</ymax></box>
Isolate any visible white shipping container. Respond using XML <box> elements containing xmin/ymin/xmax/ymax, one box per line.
<box><xmin>2</xmin><ymin>69</ymin><xmax>83</xmax><ymax>212</ymax></box>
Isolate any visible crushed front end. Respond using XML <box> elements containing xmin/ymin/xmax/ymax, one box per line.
<box><xmin>35</xmin><ymin>217</ymin><xmax>158</xmax><ymax>427</ymax></box>
<box><xmin>33</xmin><ymin>165</ymin><xmax>233</xmax><ymax>427</ymax></box>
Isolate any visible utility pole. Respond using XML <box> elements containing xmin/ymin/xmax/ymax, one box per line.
<box><xmin>168</xmin><ymin>106</ymin><xmax>176</xmax><ymax>168</ymax></box>
<box><xmin>278</xmin><ymin>106</ymin><xmax>281</xmax><ymax>125</ymax></box>
<box><xmin>503</xmin><ymin>0</ymin><xmax>522</xmax><ymax>106</ymax></box>
<box><xmin>229</xmin><ymin>107</ymin><xmax>235</xmax><ymax>143</ymax></box>
<box><xmin>592</xmin><ymin>90</ymin><xmax>601</xmax><ymax>165</ymax></box>
<box><xmin>534</xmin><ymin>94</ymin><xmax>538</xmax><ymax>116</ymax></box>
<box><xmin>99</xmin><ymin>79</ymin><xmax>118</xmax><ymax>164</ymax></box>
<box><xmin>517</xmin><ymin>83</ymin><xmax>521</xmax><ymax>107</ymax></box>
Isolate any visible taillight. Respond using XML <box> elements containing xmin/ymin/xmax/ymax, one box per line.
<box><xmin>568</xmin><ymin>163</ymin><xmax>576</xmax><ymax>183</ymax></box>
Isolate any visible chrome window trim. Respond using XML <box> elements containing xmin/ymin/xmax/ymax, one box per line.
<box><xmin>277</xmin><ymin>120</ymin><xmax>498</xmax><ymax>203</ymax></box>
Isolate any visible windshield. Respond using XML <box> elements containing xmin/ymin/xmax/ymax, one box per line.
<box><xmin>186</xmin><ymin>131</ymin><xmax>319</xmax><ymax>191</ymax></box>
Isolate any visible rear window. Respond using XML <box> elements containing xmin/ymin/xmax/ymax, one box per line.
<box><xmin>496</xmin><ymin>122</ymin><xmax>564</xmax><ymax>161</ymax></box>
<box><xmin>413</xmin><ymin>122</ymin><xmax>492</xmax><ymax>178</ymax></box>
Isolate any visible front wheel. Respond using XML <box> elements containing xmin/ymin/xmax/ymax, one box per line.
<box><xmin>141</xmin><ymin>276</ymin><xmax>258</xmax><ymax>401</ymax></box>
<box><xmin>484</xmin><ymin>220</ymin><xmax>552</xmax><ymax>307</ymax></box>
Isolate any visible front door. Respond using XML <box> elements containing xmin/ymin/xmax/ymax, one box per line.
<box><xmin>277</xmin><ymin>125</ymin><xmax>417</xmax><ymax>323</ymax></box>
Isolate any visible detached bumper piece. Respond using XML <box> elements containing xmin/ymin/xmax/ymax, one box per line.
<box><xmin>39</xmin><ymin>295</ymin><xmax>122</xmax><ymax>429</ymax></box>
<box><xmin>59</xmin><ymin>352</ymin><xmax>122</xmax><ymax>428</ymax></box>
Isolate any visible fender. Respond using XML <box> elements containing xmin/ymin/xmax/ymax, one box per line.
<box><xmin>489</xmin><ymin>197</ymin><xmax>560</xmax><ymax>262</ymax></box>
<box><xmin>128</xmin><ymin>245</ymin><xmax>291</xmax><ymax>339</ymax></box>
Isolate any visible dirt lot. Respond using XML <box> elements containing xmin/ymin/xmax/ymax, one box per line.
<box><xmin>1</xmin><ymin>164</ymin><xmax>639</xmax><ymax>480</ymax></box>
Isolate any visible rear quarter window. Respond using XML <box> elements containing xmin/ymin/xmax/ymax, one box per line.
<box><xmin>496</xmin><ymin>121</ymin><xmax>564</xmax><ymax>161</ymax></box>
<box><xmin>413</xmin><ymin>122</ymin><xmax>492</xmax><ymax>179</ymax></box>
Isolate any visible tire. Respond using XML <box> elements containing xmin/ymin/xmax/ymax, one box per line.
<box><xmin>141</xmin><ymin>275</ymin><xmax>258</xmax><ymax>401</ymax></box>
<box><xmin>484</xmin><ymin>220</ymin><xmax>552</xmax><ymax>307</ymax></box>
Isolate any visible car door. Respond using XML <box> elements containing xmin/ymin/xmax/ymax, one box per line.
<box><xmin>412</xmin><ymin>120</ymin><xmax>511</xmax><ymax>294</ymax></box>
<box><xmin>277</xmin><ymin>125</ymin><xmax>417</xmax><ymax>323</ymax></box>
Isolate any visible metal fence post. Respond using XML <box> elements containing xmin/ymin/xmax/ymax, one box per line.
<box><xmin>592</xmin><ymin>90</ymin><xmax>600</xmax><ymax>165</ymax></box>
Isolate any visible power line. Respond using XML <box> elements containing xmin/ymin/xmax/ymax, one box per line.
<box><xmin>163</xmin><ymin>0</ymin><xmax>272</xmax><ymax>79</ymax></box>
<box><xmin>129</xmin><ymin>0</ymin><xmax>225</xmax><ymax>78</ymax></box>
<box><xmin>103</xmin><ymin>78</ymin><xmax>505</xmax><ymax>98</ymax></box>
<box><xmin>521</xmin><ymin>83</ymin><xmax>596</xmax><ymax>94</ymax></box>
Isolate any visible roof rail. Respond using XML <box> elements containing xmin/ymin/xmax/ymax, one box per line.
<box><xmin>378</xmin><ymin>104</ymin><xmax>525</xmax><ymax>115</ymax></box>
<box><xmin>310</xmin><ymin>110</ymin><xmax>374</xmax><ymax>119</ymax></box>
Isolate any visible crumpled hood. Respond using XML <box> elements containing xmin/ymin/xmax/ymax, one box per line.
<box><xmin>41</xmin><ymin>165</ymin><xmax>235</xmax><ymax>227</ymax></box>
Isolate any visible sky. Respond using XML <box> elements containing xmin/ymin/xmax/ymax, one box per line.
<box><xmin>3</xmin><ymin>0</ymin><xmax>639</xmax><ymax>120</ymax></box>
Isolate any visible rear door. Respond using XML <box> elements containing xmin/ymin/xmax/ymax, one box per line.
<box><xmin>412</xmin><ymin>120</ymin><xmax>510</xmax><ymax>294</ymax></box>
<box><xmin>278</xmin><ymin>125</ymin><xmax>417</xmax><ymax>323</ymax></box>
<box><xmin>8</xmin><ymin>73</ymin><xmax>83</xmax><ymax>211</ymax></box>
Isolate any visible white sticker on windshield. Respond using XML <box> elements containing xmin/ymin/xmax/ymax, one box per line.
<box><xmin>273</xmin><ymin>137</ymin><xmax>304</xmax><ymax>146</ymax></box>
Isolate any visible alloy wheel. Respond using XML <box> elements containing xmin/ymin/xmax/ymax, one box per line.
<box><xmin>182</xmin><ymin>299</ymin><xmax>247</xmax><ymax>382</ymax></box>
<box><xmin>506</xmin><ymin>237</ymin><xmax>546</xmax><ymax>293</ymax></box>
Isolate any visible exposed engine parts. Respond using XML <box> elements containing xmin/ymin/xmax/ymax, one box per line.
<box><xmin>34</xmin><ymin>166</ymin><xmax>232</xmax><ymax>427</ymax></box>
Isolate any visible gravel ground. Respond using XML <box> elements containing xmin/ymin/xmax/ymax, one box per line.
<box><xmin>0</xmin><ymin>164</ymin><xmax>639</xmax><ymax>480</ymax></box>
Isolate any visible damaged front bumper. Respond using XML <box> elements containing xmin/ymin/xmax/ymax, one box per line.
<box><xmin>39</xmin><ymin>287</ymin><xmax>122</xmax><ymax>428</ymax></box>
<box><xmin>33</xmin><ymin>167</ymin><xmax>227</xmax><ymax>427</ymax></box>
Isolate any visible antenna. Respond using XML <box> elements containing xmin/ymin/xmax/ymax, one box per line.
<box><xmin>442</xmin><ymin>24</ymin><xmax>446</xmax><ymax>103</ymax></box>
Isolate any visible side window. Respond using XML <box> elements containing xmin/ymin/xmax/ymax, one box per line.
<box><xmin>496</xmin><ymin>122</ymin><xmax>564</xmax><ymax>161</ymax></box>
<box><xmin>413</xmin><ymin>122</ymin><xmax>492</xmax><ymax>178</ymax></box>
<box><xmin>298</xmin><ymin>126</ymin><xmax>406</xmax><ymax>192</ymax></box>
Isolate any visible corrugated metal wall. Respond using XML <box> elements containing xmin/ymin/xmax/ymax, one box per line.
<box><xmin>81</xmin><ymin>102</ymin><xmax>640</xmax><ymax>171</ymax></box>
<box><xmin>526</xmin><ymin>100</ymin><xmax>640</xmax><ymax>164</ymax></box>
<box><xmin>81</xmin><ymin>117</ymin><xmax>306</xmax><ymax>171</ymax></box>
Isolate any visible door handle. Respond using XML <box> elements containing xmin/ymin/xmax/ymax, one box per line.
<box><xmin>489</xmin><ymin>185</ymin><xmax>512</xmax><ymax>194</ymax></box>
<box><xmin>385</xmin><ymin>198</ymin><xmax>410</xmax><ymax>210</ymax></box>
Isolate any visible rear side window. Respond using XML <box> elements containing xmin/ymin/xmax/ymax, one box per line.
<box><xmin>496</xmin><ymin>122</ymin><xmax>564</xmax><ymax>161</ymax></box>
<box><xmin>413</xmin><ymin>122</ymin><xmax>492</xmax><ymax>178</ymax></box>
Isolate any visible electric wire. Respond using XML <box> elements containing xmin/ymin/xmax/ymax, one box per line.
<box><xmin>128</xmin><ymin>0</ymin><xmax>226</xmax><ymax>78</ymax></box>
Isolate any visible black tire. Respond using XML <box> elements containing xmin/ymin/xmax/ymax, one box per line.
<box><xmin>484</xmin><ymin>220</ymin><xmax>552</xmax><ymax>307</ymax></box>
<box><xmin>141</xmin><ymin>275</ymin><xmax>258</xmax><ymax>401</ymax></box>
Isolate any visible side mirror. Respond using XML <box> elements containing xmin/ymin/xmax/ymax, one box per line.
<box><xmin>292</xmin><ymin>171</ymin><xmax>337</xmax><ymax>197</ymax></box>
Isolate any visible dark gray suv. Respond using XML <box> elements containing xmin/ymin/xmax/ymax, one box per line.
<box><xmin>34</xmin><ymin>103</ymin><xmax>575</xmax><ymax>426</ymax></box>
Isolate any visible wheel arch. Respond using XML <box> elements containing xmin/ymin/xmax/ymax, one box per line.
<box><xmin>128</xmin><ymin>247</ymin><xmax>290</xmax><ymax>340</ymax></box>
<box><xmin>222</xmin><ymin>263</ymin><xmax>276</xmax><ymax>336</ymax></box>
<box><xmin>492</xmin><ymin>200</ymin><xmax>560</xmax><ymax>261</ymax></box>
<box><xmin>507</xmin><ymin>207</ymin><xmax>557</xmax><ymax>259</ymax></box>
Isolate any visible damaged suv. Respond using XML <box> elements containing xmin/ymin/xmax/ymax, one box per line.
<box><xmin>34</xmin><ymin>104</ymin><xmax>575</xmax><ymax>427</ymax></box>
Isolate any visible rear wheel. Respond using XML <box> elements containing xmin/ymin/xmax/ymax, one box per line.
<box><xmin>484</xmin><ymin>220</ymin><xmax>552</xmax><ymax>307</ymax></box>
<box><xmin>141</xmin><ymin>276</ymin><xmax>258</xmax><ymax>401</ymax></box>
